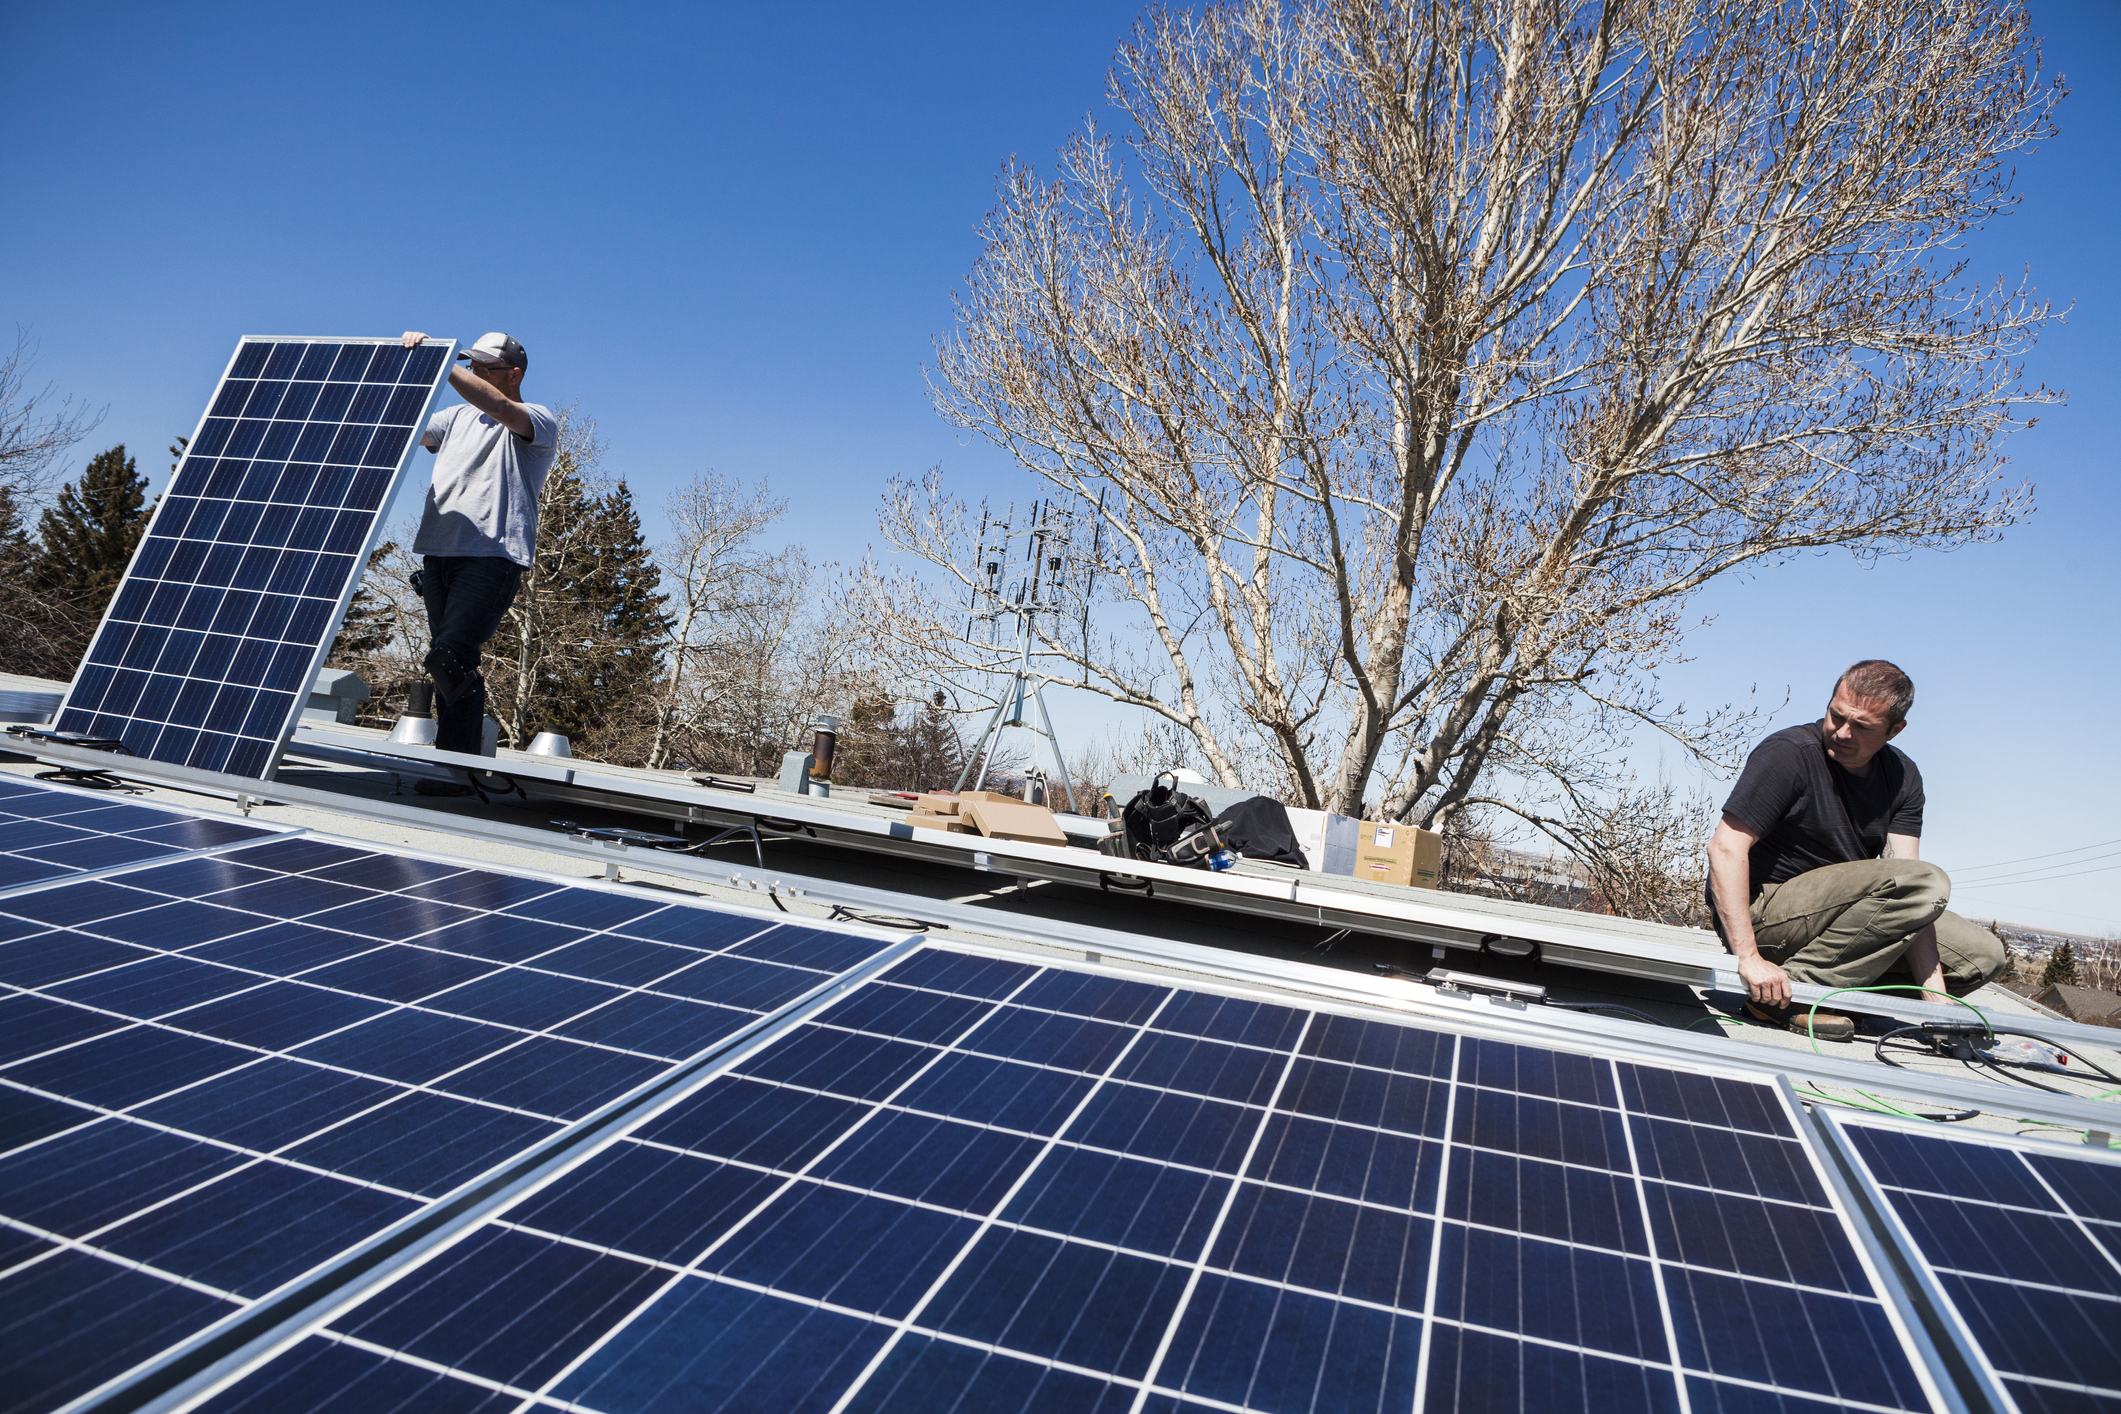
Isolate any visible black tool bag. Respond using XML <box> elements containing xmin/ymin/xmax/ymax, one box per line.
<box><xmin>1212</xmin><ymin>795</ymin><xmax>1309</xmax><ymax>869</ymax></box>
<box><xmin>1118</xmin><ymin>772</ymin><xmax>1218</xmax><ymax>866</ymax></box>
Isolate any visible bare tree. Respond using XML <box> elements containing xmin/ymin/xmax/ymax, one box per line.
<box><xmin>648</xmin><ymin>538</ymin><xmax>887</xmax><ymax>777</ymax></box>
<box><xmin>0</xmin><ymin>334</ymin><xmax>100</xmax><ymax>508</ymax></box>
<box><xmin>645</xmin><ymin>471</ymin><xmax>789</xmax><ymax>769</ymax></box>
<box><xmin>0</xmin><ymin>335</ymin><xmax>102</xmax><ymax>679</ymax></box>
<box><xmin>873</xmin><ymin>0</ymin><xmax>2057</xmax><ymax>861</ymax></box>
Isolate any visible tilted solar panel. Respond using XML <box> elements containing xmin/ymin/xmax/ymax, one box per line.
<box><xmin>190</xmin><ymin>945</ymin><xmax>1948</xmax><ymax>1414</ymax></box>
<box><xmin>0</xmin><ymin>779</ymin><xmax>899</xmax><ymax>1414</ymax></box>
<box><xmin>51</xmin><ymin>337</ymin><xmax>455</xmax><ymax>779</ymax></box>
<box><xmin>1834</xmin><ymin>1115</ymin><xmax>2121</xmax><ymax>1413</ymax></box>
<box><xmin>0</xmin><ymin>774</ymin><xmax>278</xmax><ymax>892</ymax></box>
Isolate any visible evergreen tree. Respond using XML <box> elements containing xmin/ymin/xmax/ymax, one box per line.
<box><xmin>899</xmin><ymin>691</ymin><xmax>967</xmax><ymax>791</ymax></box>
<box><xmin>35</xmin><ymin>445</ymin><xmax>150</xmax><ymax>613</ymax></box>
<box><xmin>830</xmin><ymin>692</ymin><xmax>903</xmax><ymax>788</ymax></box>
<box><xmin>2040</xmin><ymin>941</ymin><xmax>2080</xmax><ymax>989</ymax></box>
<box><xmin>537</xmin><ymin>479</ymin><xmax>669</xmax><ymax>749</ymax></box>
<box><xmin>0</xmin><ymin>482</ymin><xmax>73</xmax><ymax>678</ymax></box>
<box><xmin>487</xmin><ymin>456</ymin><xmax>671</xmax><ymax>756</ymax></box>
<box><xmin>581</xmin><ymin>478</ymin><xmax>671</xmax><ymax>697</ymax></box>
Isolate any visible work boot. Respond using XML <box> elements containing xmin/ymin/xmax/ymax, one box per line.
<box><xmin>1744</xmin><ymin>997</ymin><xmax>1856</xmax><ymax>1043</ymax></box>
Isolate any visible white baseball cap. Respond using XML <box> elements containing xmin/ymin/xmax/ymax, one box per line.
<box><xmin>457</xmin><ymin>332</ymin><xmax>527</xmax><ymax>369</ymax></box>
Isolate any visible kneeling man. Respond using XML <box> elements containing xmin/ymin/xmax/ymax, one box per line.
<box><xmin>1707</xmin><ymin>660</ymin><xmax>2005</xmax><ymax>1041</ymax></box>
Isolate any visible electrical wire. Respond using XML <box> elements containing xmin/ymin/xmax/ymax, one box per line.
<box><xmin>1951</xmin><ymin>835</ymin><xmax>2121</xmax><ymax>874</ymax></box>
<box><xmin>1806</xmin><ymin>985</ymin><xmax>1998</xmax><ymax>1121</ymax></box>
<box><xmin>1549</xmin><ymin>1001</ymin><xmax>1666</xmax><ymax>1027</ymax></box>
<box><xmin>1948</xmin><ymin>859</ymin><xmax>2121</xmax><ymax>889</ymax></box>
<box><xmin>1975</xmin><ymin>1056</ymin><xmax>2072</xmax><ymax>1096</ymax></box>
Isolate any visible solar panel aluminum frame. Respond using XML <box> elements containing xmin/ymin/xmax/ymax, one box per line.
<box><xmin>278</xmin><ymin>725</ymin><xmax>1774</xmax><ymax>981</ymax></box>
<box><xmin>50</xmin><ymin>336</ymin><xmax>457</xmax><ymax>784</ymax></box>
<box><xmin>1793</xmin><ymin>1101</ymin><xmax>1996</xmax><ymax>1414</ymax></box>
<box><xmin>1812</xmin><ymin>1111</ymin><xmax>2121</xmax><ymax>1414</ymax></box>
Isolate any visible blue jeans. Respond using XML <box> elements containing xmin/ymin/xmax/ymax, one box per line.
<box><xmin>420</xmin><ymin>555</ymin><xmax>522</xmax><ymax>754</ymax></box>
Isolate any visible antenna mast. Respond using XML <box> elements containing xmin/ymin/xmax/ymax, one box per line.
<box><xmin>955</xmin><ymin>501</ymin><xmax>1083</xmax><ymax>812</ymax></box>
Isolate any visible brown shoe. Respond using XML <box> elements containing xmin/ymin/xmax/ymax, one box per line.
<box><xmin>1744</xmin><ymin>998</ymin><xmax>1856</xmax><ymax>1042</ymax></box>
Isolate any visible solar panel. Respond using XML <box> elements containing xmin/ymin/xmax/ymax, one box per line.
<box><xmin>50</xmin><ymin>336</ymin><xmax>456</xmax><ymax>779</ymax></box>
<box><xmin>0</xmin><ymin>774</ymin><xmax>280</xmax><ymax>893</ymax></box>
<box><xmin>188</xmin><ymin>944</ymin><xmax>1947</xmax><ymax>1414</ymax></box>
<box><xmin>1834</xmin><ymin>1115</ymin><xmax>2121</xmax><ymax>1412</ymax></box>
<box><xmin>0</xmin><ymin>782</ymin><xmax>899</xmax><ymax>1414</ymax></box>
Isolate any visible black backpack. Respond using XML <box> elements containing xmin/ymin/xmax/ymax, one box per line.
<box><xmin>1108</xmin><ymin>772</ymin><xmax>1220</xmax><ymax>866</ymax></box>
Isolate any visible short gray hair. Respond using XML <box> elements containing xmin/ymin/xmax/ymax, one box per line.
<box><xmin>1836</xmin><ymin>659</ymin><xmax>1914</xmax><ymax>724</ymax></box>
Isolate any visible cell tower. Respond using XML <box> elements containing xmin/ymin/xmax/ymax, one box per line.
<box><xmin>955</xmin><ymin>498</ymin><xmax>1100</xmax><ymax>812</ymax></box>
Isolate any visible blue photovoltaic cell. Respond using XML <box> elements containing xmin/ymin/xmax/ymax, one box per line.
<box><xmin>1845</xmin><ymin>1120</ymin><xmax>2121</xmax><ymax>1412</ymax></box>
<box><xmin>51</xmin><ymin>337</ymin><xmax>452</xmax><ymax>779</ymax></box>
<box><xmin>0</xmin><ymin>778</ymin><xmax>893</xmax><ymax>1414</ymax></box>
<box><xmin>194</xmin><ymin>946</ymin><xmax>1936</xmax><ymax>1414</ymax></box>
<box><xmin>0</xmin><ymin>774</ymin><xmax>275</xmax><ymax>889</ymax></box>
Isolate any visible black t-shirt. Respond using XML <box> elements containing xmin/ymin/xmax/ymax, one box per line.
<box><xmin>1719</xmin><ymin>723</ymin><xmax>1924</xmax><ymax>898</ymax></box>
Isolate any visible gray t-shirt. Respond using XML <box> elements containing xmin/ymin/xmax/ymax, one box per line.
<box><xmin>412</xmin><ymin>402</ymin><xmax>559</xmax><ymax>565</ymax></box>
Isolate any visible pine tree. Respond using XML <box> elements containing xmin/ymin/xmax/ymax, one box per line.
<box><xmin>486</xmin><ymin>448</ymin><xmax>672</xmax><ymax>757</ymax></box>
<box><xmin>32</xmin><ymin>444</ymin><xmax>153</xmax><ymax>665</ymax></box>
<box><xmin>899</xmin><ymin>691</ymin><xmax>967</xmax><ymax>791</ymax></box>
<box><xmin>2040</xmin><ymin>941</ymin><xmax>2080</xmax><ymax>989</ymax></box>
<box><xmin>581</xmin><ymin>478</ymin><xmax>671</xmax><ymax>700</ymax></box>
<box><xmin>534</xmin><ymin>480</ymin><xmax>670</xmax><ymax>750</ymax></box>
<box><xmin>830</xmin><ymin>692</ymin><xmax>904</xmax><ymax>788</ymax></box>
<box><xmin>0</xmin><ymin>482</ymin><xmax>74</xmax><ymax>678</ymax></box>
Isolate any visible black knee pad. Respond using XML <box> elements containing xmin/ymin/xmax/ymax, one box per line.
<box><xmin>423</xmin><ymin>647</ymin><xmax>484</xmax><ymax>706</ymax></box>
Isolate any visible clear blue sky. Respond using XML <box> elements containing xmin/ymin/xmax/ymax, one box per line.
<box><xmin>4</xmin><ymin>2</ymin><xmax>2116</xmax><ymax>932</ymax></box>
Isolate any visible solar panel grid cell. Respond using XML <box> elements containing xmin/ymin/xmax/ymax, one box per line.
<box><xmin>1842</xmin><ymin>1120</ymin><xmax>2121</xmax><ymax>1413</ymax></box>
<box><xmin>200</xmin><ymin>947</ymin><xmax>1937</xmax><ymax>1414</ymax></box>
<box><xmin>53</xmin><ymin>337</ymin><xmax>451</xmax><ymax>778</ymax></box>
<box><xmin>0</xmin><ymin>807</ymin><xmax>888</xmax><ymax>1414</ymax></box>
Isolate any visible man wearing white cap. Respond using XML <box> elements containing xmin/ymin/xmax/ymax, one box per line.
<box><xmin>396</xmin><ymin>331</ymin><xmax>559</xmax><ymax>790</ymax></box>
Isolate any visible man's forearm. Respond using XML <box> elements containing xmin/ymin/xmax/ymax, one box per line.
<box><xmin>447</xmin><ymin>367</ymin><xmax>533</xmax><ymax>435</ymax></box>
<box><xmin>1708</xmin><ymin>849</ymin><xmax>1760</xmax><ymax>955</ymax></box>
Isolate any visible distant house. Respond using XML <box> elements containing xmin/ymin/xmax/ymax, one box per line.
<box><xmin>2030</xmin><ymin>983</ymin><xmax>2121</xmax><ymax>1027</ymax></box>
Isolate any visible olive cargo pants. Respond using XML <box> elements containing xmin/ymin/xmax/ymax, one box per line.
<box><xmin>1739</xmin><ymin>859</ymin><xmax>2007</xmax><ymax>997</ymax></box>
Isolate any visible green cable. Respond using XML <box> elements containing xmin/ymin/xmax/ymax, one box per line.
<box><xmin>1805</xmin><ymin>983</ymin><xmax>1994</xmax><ymax>1046</ymax></box>
<box><xmin>1799</xmin><ymin>1084</ymin><xmax>1924</xmax><ymax>1120</ymax></box>
<box><xmin>1803</xmin><ymin>988</ymin><xmax>2121</xmax><ymax>1138</ymax></box>
<box><xmin>1797</xmin><ymin>984</ymin><xmax>1998</xmax><ymax>1125</ymax></box>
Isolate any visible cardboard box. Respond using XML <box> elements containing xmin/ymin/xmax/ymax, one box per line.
<box><xmin>907</xmin><ymin>813</ymin><xmax>969</xmax><ymax>833</ymax></box>
<box><xmin>916</xmin><ymin>793</ymin><xmax>961</xmax><ymax>815</ymax></box>
<box><xmin>955</xmin><ymin>790</ymin><xmax>1022</xmax><ymax>805</ymax></box>
<box><xmin>1352</xmin><ymin>820</ymin><xmax>1443</xmax><ymax>889</ymax></box>
<box><xmin>959</xmin><ymin>798</ymin><xmax>1069</xmax><ymax>846</ymax></box>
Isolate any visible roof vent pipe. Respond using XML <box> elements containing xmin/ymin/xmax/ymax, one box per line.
<box><xmin>388</xmin><ymin>681</ymin><xmax>437</xmax><ymax>746</ymax></box>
